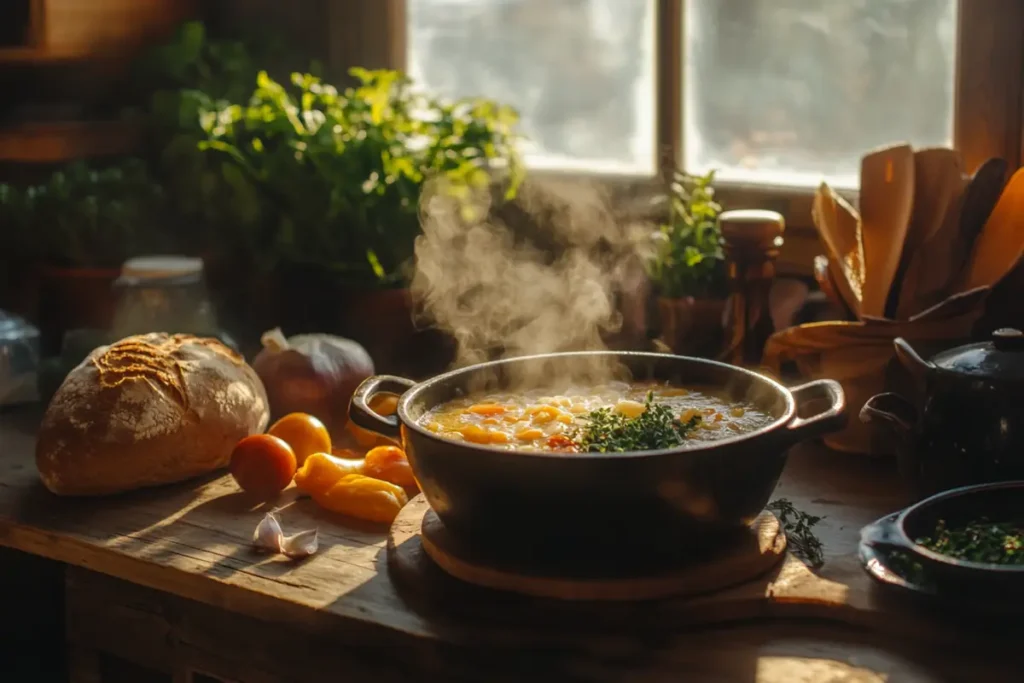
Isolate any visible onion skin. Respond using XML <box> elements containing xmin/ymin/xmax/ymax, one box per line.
<box><xmin>252</xmin><ymin>329</ymin><xmax>374</xmax><ymax>441</ymax></box>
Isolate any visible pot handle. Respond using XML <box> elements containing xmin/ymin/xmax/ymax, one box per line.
<box><xmin>859</xmin><ymin>392</ymin><xmax>917</xmax><ymax>437</ymax></box>
<box><xmin>349</xmin><ymin>375</ymin><xmax>417</xmax><ymax>440</ymax></box>
<box><xmin>786</xmin><ymin>379</ymin><xmax>848</xmax><ymax>442</ymax></box>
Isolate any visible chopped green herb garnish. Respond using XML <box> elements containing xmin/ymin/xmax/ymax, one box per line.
<box><xmin>576</xmin><ymin>392</ymin><xmax>701</xmax><ymax>453</ymax></box>
<box><xmin>886</xmin><ymin>549</ymin><xmax>929</xmax><ymax>586</ymax></box>
<box><xmin>916</xmin><ymin>518</ymin><xmax>1024</xmax><ymax>565</ymax></box>
<box><xmin>767</xmin><ymin>498</ymin><xmax>825</xmax><ymax>569</ymax></box>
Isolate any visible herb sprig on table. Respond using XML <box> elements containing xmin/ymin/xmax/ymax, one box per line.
<box><xmin>767</xmin><ymin>498</ymin><xmax>825</xmax><ymax>569</ymax></box>
<box><xmin>575</xmin><ymin>393</ymin><xmax>702</xmax><ymax>452</ymax></box>
<box><xmin>916</xmin><ymin>518</ymin><xmax>1024</xmax><ymax>565</ymax></box>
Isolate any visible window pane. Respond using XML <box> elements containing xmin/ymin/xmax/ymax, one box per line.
<box><xmin>684</xmin><ymin>1</ymin><xmax>958</xmax><ymax>189</ymax></box>
<box><xmin>408</xmin><ymin>0</ymin><xmax>657</xmax><ymax>175</ymax></box>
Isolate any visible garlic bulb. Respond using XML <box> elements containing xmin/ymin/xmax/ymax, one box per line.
<box><xmin>252</xmin><ymin>328</ymin><xmax>374</xmax><ymax>440</ymax></box>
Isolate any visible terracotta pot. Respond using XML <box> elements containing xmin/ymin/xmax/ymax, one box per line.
<box><xmin>338</xmin><ymin>288</ymin><xmax>455</xmax><ymax>379</ymax></box>
<box><xmin>37</xmin><ymin>265</ymin><xmax>120</xmax><ymax>355</ymax></box>
<box><xmin>656</xmin><ymin>296</ymin><xmax>726</xmax><ymax>358</ymax></box>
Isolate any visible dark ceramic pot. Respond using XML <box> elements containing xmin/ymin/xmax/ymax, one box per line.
<box><xmin>350</xmin><ymin>351</ymin><xmax>846</xmax><ymax>564</ymax></box>
<box><xmin>860</xmin><ymin>481</ymin><xmax>1024</xmax><ymax>596</ymax></box>
<box><xmin>861</xmin><ymin>328</ymin><xmax>1024</xmax><ymax>497</ymax></box>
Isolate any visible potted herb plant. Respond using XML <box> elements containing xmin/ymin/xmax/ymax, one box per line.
<box><xmin>125</xmin><ymin>21</ymin><xmax>302</xmax><ymax>348</ymax></box>
<box><xmin>0</xmin><ymin>159</ymin><xmax>168</xmax><ymax>354</ymax></box>
<box><xmin>194</xmin><ymin>67</ymin><xmax>523</xmax><ymax>374</ymax></box>
<box><xmin>646</xmin><ymin>169</ymin><xmax>728</xmax><ymax>357</ymax></box>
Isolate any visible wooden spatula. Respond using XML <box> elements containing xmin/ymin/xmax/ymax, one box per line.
<box><xmin>812</xmin><ymin>183</ymin><xmax>863</xmax><ymax>317</ymax></box>
<box><xmin>948</xmin><ymin>158</ymin><xmax>1009</xmax><ymax>287</ymax></box>
<box><xmin>892</xmin><ymin>148</ymin><xmax>964</xmax><ymax>319</ymax></box>
<box><xmin>959</xmin><ymin>167</ymin><xmax>1024</xmax><ymax>292</ymax></box>
<box><xmin>859</xmin><ymin>143</ymin><xmax>915</xmax><ymax>319</ymax></box>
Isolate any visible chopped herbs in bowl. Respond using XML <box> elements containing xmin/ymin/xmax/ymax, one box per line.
<box><xmin>860</xmin><ymin>482</ymin><xmax>1024</xmax><ymax>601</ymax></box>
<box><xmin>916</xmin><ymin>518</ymin><xmax>1024</xmax><ymax>565</ymax></box>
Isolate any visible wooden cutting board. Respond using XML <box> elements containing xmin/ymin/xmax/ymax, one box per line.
<box><xmin>408</xmin><ymin>498</ymin><xmax>787</xmax><ymax>601</ymax></box>
<box><xmin>387</xmin><ymin>495</ymin><xmax>1000</xmax><ymax>645</ymax></box>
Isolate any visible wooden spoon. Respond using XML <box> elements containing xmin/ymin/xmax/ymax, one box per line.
<box><xmin>859</xmin><ymin>143</ymin><xmax>915</xmax><ymax>319</ymax></box>
<box><xmin>959</xmin><ymin>167</ymin><xmax>1024</xmax><ymax>292</ymax></box>
<box><xmin>893</xmin><ymin>148</ymin><xmax>964</xmax><ymax>319</ymax></box>
<box><xmin>812</xmin><ymin>183</ymin><xmax>863</xmax><ymax>317</ymax></box>
<box><xmin>813</xmin><ymin>255</ymin><xmax>856</xmax><ymax>321</ymax></box>
<box><xmin>947</xmin><ymin>158</ymin><xmax>1009</xmax><ymax>288</ymax></box>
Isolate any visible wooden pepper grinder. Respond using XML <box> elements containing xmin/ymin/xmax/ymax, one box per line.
<box><xmin>719</xmin><ymin>209</ymin><xmax>785</xmax><ymax>366</ymax></box>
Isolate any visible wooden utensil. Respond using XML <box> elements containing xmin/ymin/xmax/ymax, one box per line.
<box><xmin>959</xmin><ymin>167</ymin><xmax>1024</xmax><ymax>292</ymax></box>
<box><xmin>893</xmin><ymin>148</ymin><xmax>964</xmax><ymax>319</ymax></box>
<box><xmin>813</xmin><ymin>255</ymin><xmax>856</xmax><ymax>320</ymax></box>
<box><xmin>957</xmin><ymin>158</ymin><xmax>1009</xmax><ymax>256</ymax></box>
<box><xmin>859</xmin><ymin>143</ymin><xmax>915</xmax><ymax>319</ymax></box>
<box><xmin>812</xmin><ymin>183</ymin><xmax>864</xmax><ymax>318</ymax></box>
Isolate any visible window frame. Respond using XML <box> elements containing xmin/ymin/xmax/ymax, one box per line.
<box><xmin>329</xmin><ymin>0</ymin><xmax>1024</xmax><ymax>277</ymax></box>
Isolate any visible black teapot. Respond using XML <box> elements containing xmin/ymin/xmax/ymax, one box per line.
<box><xmin>861</xmin><ymin>328</ymin><xmax>1024</xmax><ymax>496</ymax></box>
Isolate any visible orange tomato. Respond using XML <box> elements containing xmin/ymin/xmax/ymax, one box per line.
<box><xmin>363</xmin><ymin>446</ymin><xmax>417</xmax><ymax>488</ymax></box>
<box><xmin>268</xmin><ymin>413</ymin><xmax>332</xmax><ymax>466</ymax></box>
<box><xmin>229</xmin><ymin>434</ymin><xmax>297</xmax><ymax>499</ymax></box>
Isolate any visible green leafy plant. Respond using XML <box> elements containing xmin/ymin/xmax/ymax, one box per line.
<box><xmin>647</xmin><ymin>169</ymin><xmax>726</xmax><ymax>299</ymax></box>
<box><xmin>0</xmin><ymin>160</ymin><xmax>167</xmax><ymax>269</ymax></box>
<box><xmin>128</xmin><ymin>21</ymin><xmax>304</xmax><ymax>258</ymax></box>
<box><xmin>194</xmin><ymin>66</ymin><xmax>523</xmax><ymax>285</ymax></box>
<box><xmin>133</xmin><ymin>20</ymin><xmax>291</xmax><ymax>132</ymax></box>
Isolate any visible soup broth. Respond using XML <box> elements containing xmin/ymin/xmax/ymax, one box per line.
<box><xmin>417</xmin><ymin>380</ymin><xmax>773</xmax><ymax>452</ymax></box>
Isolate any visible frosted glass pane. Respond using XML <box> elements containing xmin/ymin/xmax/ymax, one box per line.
<box><xmin>408</xmin><ymin>0</ymin><xmax>657</xmax><ymax>175</ymax></box>
<box><xmin>684</xmin><ymin>1</ymin><xmax>958</xmax><ymax>189</ymax></box>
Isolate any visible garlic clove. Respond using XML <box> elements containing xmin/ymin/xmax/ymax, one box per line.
<box><xmin>252</xmin><ymin>512</ymin><xmax>284</xmax><ymax>553</ymax></box>
<box><xmin>281</xmin><ymin>528</ymin><xmax>319</xmax><ymax>559</ymax></box>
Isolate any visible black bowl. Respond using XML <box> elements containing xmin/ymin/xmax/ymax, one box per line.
<box><xmin>860</xmin><ymin>481</ymin><xmax>1024</xmax><ymax>595</ymax></box>
<box><xmin>350</xmin><ymin>352</ymin><xmax>846</xmax><ymax>565</ymax></box>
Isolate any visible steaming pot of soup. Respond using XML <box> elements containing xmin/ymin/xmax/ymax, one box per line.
<box><xmin>350</xmin><ymin>351</ymin><xmax>846</xmax><ymax>559</ymax></box>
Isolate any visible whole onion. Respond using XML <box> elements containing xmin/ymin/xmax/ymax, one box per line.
<box><xmin>252</xmin><ymin>328</ymin><xmax>374</xmax><ymax>440</ymax></box>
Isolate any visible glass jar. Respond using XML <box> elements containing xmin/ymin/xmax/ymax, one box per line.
<box><xmin>111</xmin><ymin>256</ymin><xmax>221</xmax><ymax>340</ymax></box>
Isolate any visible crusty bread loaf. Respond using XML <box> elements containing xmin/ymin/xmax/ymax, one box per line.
<box><xmin>36</xmin><ymin>333</ymin><xmax>269</xmax><ymax>496</ymax></box>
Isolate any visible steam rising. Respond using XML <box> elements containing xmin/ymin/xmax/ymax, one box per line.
<box><xmin>411</xmin><ymin>177</ymin><xmax>653</xmax><ymax>390</ymax></box>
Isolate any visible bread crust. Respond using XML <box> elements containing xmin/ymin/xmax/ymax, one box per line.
<box><xmin>36</xmin><ymin>333</ymin><xmax>270</xmax><ymax>496</ymax></box>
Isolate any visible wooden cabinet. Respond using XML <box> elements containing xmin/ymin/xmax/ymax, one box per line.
<box><xmin>0</xmin><ymin>0</ymin><xmax>199</xmax><ymax>165</ymax></box>
<box><xmin>0</xmin><ymin>0</ymin><xmax>196</xmax><ymax>62</ymax></box>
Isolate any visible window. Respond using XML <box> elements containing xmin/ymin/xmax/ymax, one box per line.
<box><xmin>334</xmin><ymin>0</ymin><xmax>1024</xmax><ymax>274</ymax></box>
<box><xmin>408</xmin><ymin>0</ymin><xmax>657</xmax><ymax>175</ymax></box>
<box><xmin>683</xmin><ymin>1</ymin><xmax>957</xmax><ymax>190</ymax></box>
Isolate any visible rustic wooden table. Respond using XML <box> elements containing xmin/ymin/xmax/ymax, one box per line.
<box><xmin>0</xmin><ymin>406</ymin><xmax>1019</xmax><ymax>683</ymax></box>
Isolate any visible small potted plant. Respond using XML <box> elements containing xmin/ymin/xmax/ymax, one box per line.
<box><xmin>194</xmin><ymin>66</ymin><xmax>523</xmax><ymax>374</ymax></box>
<box><xmin>0</xmin><ymin>159</ymin><xmax>168</xmax><ymax>354</ymax></box>
<box><xmin>646</xmin><ymin>169</ymin><xmax>728</xmax><ymax>357</ymax></box>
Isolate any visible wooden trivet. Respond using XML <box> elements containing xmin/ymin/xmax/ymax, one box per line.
<box><xmin>389</xmin><ymin>495</ymin><xmax>786</xmax><ymax>601</ymax></box>
<box><xmin>386</xmin><ymin>496</ymin><xmax>1012</xmax><ymax>646</ymax></box>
